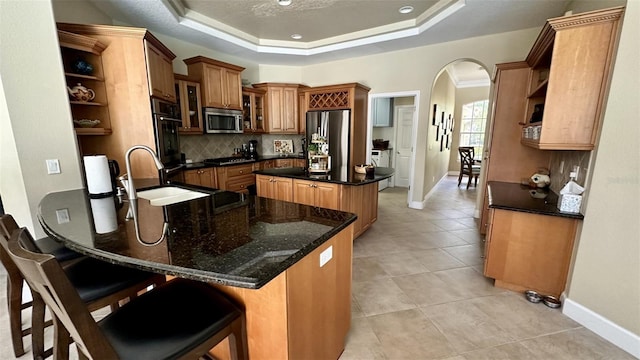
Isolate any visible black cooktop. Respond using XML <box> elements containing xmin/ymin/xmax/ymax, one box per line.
<box><xmin>204</xmin><ymin>157</ymin><xmax>256</xmax><ymax>165</ymax></box>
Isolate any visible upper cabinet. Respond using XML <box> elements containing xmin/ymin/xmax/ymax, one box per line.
<box><xmin>242</xmin><ymin>87</ymin><xmax>266</xmax><ymax>133</ymax></box>
<box><xmin>372</xmin><ymin>98</ymin><xmax>394</xmax><ymax>127</ymax></box>
<box><xmin>57</xmin><ymin>30</ymin><xmax>112</xmax><ymax>136</ymax></box>
<box><xmin>175</xmin><ymin>74</ymin><xmax>203</xmax><ymax>134</ymax></box>
<box><xmin>184</xmin><ymin>56</ymin><xmax>244</xmax><ymax>110</ymax></box>
<box><xmin>253</xmin><ymin>83</ymin><xmax>303</xmax><ymax>134</ymax></box>
<box><xmin>521</xmin><ymin>7</ymin><xmax>624</xmax><ymax>150</ymax></box>
<box><xmin>145</xmin><ymin>40</ymin><xmax>177</xmax><ymax>102</ymax></box>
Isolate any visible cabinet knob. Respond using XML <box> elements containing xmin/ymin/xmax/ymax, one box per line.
<box><xmin>240</xmin><ymin>185</ymin><xmax>245</xmax><ymax>188</ymax></box>
<box><xmin>239</xmin><ymin>170</ymin><xmax>244</xmax><ymax>174</ymax></box>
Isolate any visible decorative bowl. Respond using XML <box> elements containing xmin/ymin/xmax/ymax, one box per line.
<box><xmin>73</xmin><ymin>119</ymin><xmax>100</xmax><ymax>128</ymax></box>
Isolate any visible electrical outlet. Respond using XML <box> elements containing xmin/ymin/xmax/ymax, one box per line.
<box><xmin>319</xmin><ymin>245</ymin><xmax>333</xmax><ymax>267</ymax></box>
<box><xmin>572</xmin><ymin>166</ymin><xmax>580</xmax><ymax>181</ymax></box>
<box><xmin>46</xmin><ymin>159</ymin><xmax>61</xmax><ymax>174</ymax></box>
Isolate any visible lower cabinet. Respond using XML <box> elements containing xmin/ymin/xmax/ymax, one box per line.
<box><xmin>210</xmin><ymin>225</ymin><xmax>353</xmax><ymax>360</ymax></box>
<box><xmin>183</xmin><ymin>168</ymin><xmax>216</xmax><ymax>188</ymax></box>
<box><xmin>257</xmin><ymin>175</ymin><xmax>378</xmax><ymax>238</ymax></box>
<box><xmin>216</xmin><ymin>163</ymin><xmax>255</xmax><ymax>193</ymax></box>
<box><xmin>256</xmin><ymin>175</ymin><xmax>293</xmax><ymax>201</ymax></box>
<box><xmin>483</xmin><ymin>209</ymin><xmax>578</xmax><ymax>297</ymax></box>
<box><xmin>293</xmin><ymin>179</ymin><xmax>341</xmax><ymax>210</ymax></box>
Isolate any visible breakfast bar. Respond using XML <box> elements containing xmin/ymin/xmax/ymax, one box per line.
<box><xmin>38</xmin><ymin>186</ymin><xmax>357</xmax><ymax>359</ymax></box>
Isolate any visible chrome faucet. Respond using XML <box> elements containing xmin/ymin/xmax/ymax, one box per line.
<box><xmin>118</xmin><ymin>145</ymin><xmax>164</xmax><ymax>201</ymax></box>
<box><xmin>118</xmin><ymin>145</ymin><xmax>168</xmax><ymax>246</ymax></box>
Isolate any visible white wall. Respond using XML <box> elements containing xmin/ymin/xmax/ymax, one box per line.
<box><xmin>0</xmin><ymin>0</ymin><xmax>84</xmax><ymax>238</ymax></box>
<box><xmin>563</xmin><ymin>0</ymin><xmax>640</xmax><ymax>353</ymax></box>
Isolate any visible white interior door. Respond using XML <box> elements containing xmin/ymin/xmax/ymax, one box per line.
<box><xmin>393</xmin><ymin>106</ymin><xmax>415</xmax><ymax>188</ymax></box>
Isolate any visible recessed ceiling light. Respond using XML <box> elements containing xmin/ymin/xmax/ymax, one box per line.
<box><xmin>278</xmin><ymin>0</ymin><xmax>292</xmax><ymax>6</ymax></box>
<box><xmin>398</xmin><ymin>6</ymin><xmax>414</xmax><ymax>14</ymax></box>
<box><xmin>291</xmin><ymin>34</ymin><xmax>302</xmax><ymax>40</ymax></box>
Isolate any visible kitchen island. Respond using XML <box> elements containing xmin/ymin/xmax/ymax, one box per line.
<box><xmin>38</xmin><ymin>187</ymin><xmax>356</xmax><ymax>359</ymax></box>
<box><xmin>254</xmin><ymin>166</ymin><xmax>394</xmax><ymax>238</ymax></box>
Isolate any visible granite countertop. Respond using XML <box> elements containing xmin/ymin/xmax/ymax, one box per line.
<box><xmin>488</xmin><ymin>181</ymin><xmax>584</xmax><ymax>219</ymax></box>
<box><xmin>184</xmin><ymin>154</ymin><xmax>305</xmax><ymax>170</ymax></box>
<box><xmin>37</xmin><ymin>187</ymin><xmax>356</xmax><ymax>289</ymax></box>
<box><xmin>254</xmin><ymin>166</ymin><xmax>394</xmax><ymax>186</ymax></box>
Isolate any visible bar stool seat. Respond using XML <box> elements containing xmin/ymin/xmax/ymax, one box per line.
<box><xmin>98</xmin><ymin>278</ymin><xmax>244</xmax><ymax>360</ymax></box>
<box><xmin>6</xmin><ymin>227</ymin><xmax>247</xmax><ymax>360</ymax></box>
<box><xmin>0</xmin><ymin>214</ymin><xmax>164</xmax><ymax>359</ymax></box>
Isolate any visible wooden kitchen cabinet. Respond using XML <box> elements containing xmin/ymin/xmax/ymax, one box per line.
<box><xmin>258</xmin><ymin>175</ymin><xmax>377</xmax><ymax>238</ymax></box>
<box><xmin>211</xmin><ymin>225</ymin><xmax>353</xmax><ymax>360</ymax></box>
<box><xmin>298</xmin><ymin>89</ymin><xmax>307</xmax><ymax>134</ymax></box>
<box><xmin>521</xmin><ymin>7</ymin><xmax>623</xmax><ymax>150</ymax></box>
<box><xmin>293</xmin><ymin>179</ymin><xmax>341</xmax><ymax>211</ymax></box>
<box><xmin>303</xmin><ymin>83</ymin><xmax>370</xmax><ymax>166</ymax></box>
<box><xmin>483</xmin><ymin>209</ymin><xmax>578</xmax><ymax>298</ymax></box>
<box><xmin>216</xmin><ymin>163</ymin><xmax>255</xmax><ymax>193</ymax></box>
<box><xmin>57</xmin><ymin>29</ymin><xmax>112</xmax><ymax>136</ymax></box>
<box><xmin>253</xmin><ymin>83</ymin><xmax>303</xmax><ymax>134</ymax></box>
<box><xmin>175</xmin><ymin>74</ymin><xmax>203</xmax><ymax>134</ymax></box>
<box><xmin>56</xmin><ymin>23</ymin><xmax>177</xmax><ymax>179</ymax></box>
<box><xmin>145</xmin><ymin>41</ymin><xmax>176</xmax><ymax>102</ymax></box>
<box><xmin>479</xmin><ymin>63</ymin><xmax>551</xmax><ymax>234</ymax></box>
<box><xmin>183</xmin><ymin>168</ymin><xmax>216</xmax><ymax>188</ymax></box>
<box><xmin>184</xmin><ymin>56</ymin><xmax>244</xmax><ymax>110</ymax></box>
<box><xmin>242</xmin><ymin>87</ymin><xmax>266</xmax><ymax>133</ymax></box>
<box><xmin>256</xmin><ymin>175</ymin><xmax>293</xmax><ymax>201</ymax></box>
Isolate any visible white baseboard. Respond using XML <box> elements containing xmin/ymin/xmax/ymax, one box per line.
<box><xmin>410</xmin><ymin>174</ymin><xmax>449</xmax><ymax>209</ymax></box>
<box><xmin>563</xmin><ymin>298</ymin><xmax>640</xmax><ymax>358</ymax></box>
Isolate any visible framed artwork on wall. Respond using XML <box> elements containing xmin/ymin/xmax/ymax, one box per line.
<box><xmin>432</xmin><ymin>104</ymin><xmax>438</xmax><ymax>126</ymax></box>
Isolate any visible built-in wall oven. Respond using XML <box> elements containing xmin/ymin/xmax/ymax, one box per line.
<box><xmin>151</xmin><ymin>98</ymin><xmax>183</xmax><ymax>183</ymax></box>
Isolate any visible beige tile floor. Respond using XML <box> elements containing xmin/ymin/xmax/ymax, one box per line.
<box><xmin>0</xmin><ymin>176</ymin><xmax>634</xmax><ymax>359</ymax></box>
<box><xmin>341</xmin><ymin>177</ymin><xmax>634</xmax><ymax>360</ymax></box>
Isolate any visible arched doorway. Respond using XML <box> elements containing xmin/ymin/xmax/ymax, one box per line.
<box><xmin>428</xmin><ymin>59</ymin><xmax>490</xmax><ymax>212</ymax></box>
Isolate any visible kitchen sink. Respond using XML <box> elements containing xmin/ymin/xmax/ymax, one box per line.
<box><xmin>137</xmin><ymin>186</ymin><xmax>209</xmax><ymax>206</ymax></box>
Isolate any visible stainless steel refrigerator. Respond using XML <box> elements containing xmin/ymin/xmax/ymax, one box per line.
<box><xmin>306</xmin><ymin>110</ymin><xmax>351</xmax><ymax>177</ymax></box>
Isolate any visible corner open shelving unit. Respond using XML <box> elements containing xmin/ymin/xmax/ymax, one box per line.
<box><xmin>57</xmin><ymin>30</ymin><xmax>112</xmax><ymax>136</ymax></box>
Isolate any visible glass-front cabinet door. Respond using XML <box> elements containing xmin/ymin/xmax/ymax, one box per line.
<box><xmin>177</xmin><ymin>79</ymin><xmax>203</xmax><ymax>134</ymax></box>
<box><xmin>242</xmin><ymin>87</ymin><xmax>266</xmax><ymax>133</ymax></box>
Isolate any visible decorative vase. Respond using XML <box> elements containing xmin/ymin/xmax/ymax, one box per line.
<box><xmin>73</xmin><ymin>58</ymin><xmax>94</xmax><ymax>75</ymax></box>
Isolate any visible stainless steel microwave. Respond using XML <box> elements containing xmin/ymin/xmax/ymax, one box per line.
<box><xmin>204</xmin><ymin>108</ymin><xmax>243</xmax><ymax>134</ymax></box>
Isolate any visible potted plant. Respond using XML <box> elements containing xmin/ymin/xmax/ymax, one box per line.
<box><xmin>307</xmin><ymin>143</ymin><xmax>318</xmax><ymax>155</ymax></box>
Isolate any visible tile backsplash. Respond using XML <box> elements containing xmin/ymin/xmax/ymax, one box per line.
<box><xmin>180</xmin><ymin>133</ymin><xmax>304</xmax><ymax>162</ymax></box>
<box><xmin>549</xmin><ymin>150</ymin><xmax>592</xmax><ymax>193</ymax></box>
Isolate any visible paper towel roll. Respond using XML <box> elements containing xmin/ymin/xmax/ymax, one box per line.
<box><xmin>90</xmin><ymin>197</ymin><xmax>118</xmax><ymax>234</ymax></box>
<box><xmin>84</xmin><ymin>155</ymin><xmax>112</xmax><ymax>195</ymax></box>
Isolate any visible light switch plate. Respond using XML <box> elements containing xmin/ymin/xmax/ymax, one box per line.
<box><xmin>55</xmin><ymin>208</ymin><xmax>70</xmax><ymax>224</ymax></box>
<box><xmin>320</xmin><ymin>245</ymin><xmax>333</xmax><ymax>267</ymax></box>
<box><xmin>46</xmin><ymin>159</ymin><xmax>61</xmax><ymax>174</ymax></box>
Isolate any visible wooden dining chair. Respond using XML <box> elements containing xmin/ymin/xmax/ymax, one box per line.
<box><xmin>458</xmin><ymin>146</ymin><xmax>481</xmax><ymax>189</ymax></box>
<box><xmin>0</xmin><ymin>214</ymin><xmax>165</xmax><ymax>359</ymax></box>
<box><xmin>6</xmin><ymin>226</ymin><xmax>247</xmax><ymax>360</ymax></box>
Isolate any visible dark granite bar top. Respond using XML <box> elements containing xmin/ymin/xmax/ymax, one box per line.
<box><xmin>488</xmin><ymin>181</ymin><xmax>584</xmax><ymax>220</ymax></box>
<box><xmin>37</xmin><ymin>186</ymin><xmax>356</xmax><ymax>289</ymax></box>
<box><xmin>254</xmin><ymin>167</ymin><xmax>394</xmax><ymax>186</ymax></box>
<box><xmin>183</xmin><ymin>154</ymin><xmax>305</xmax><ymax>170</ymax></box>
